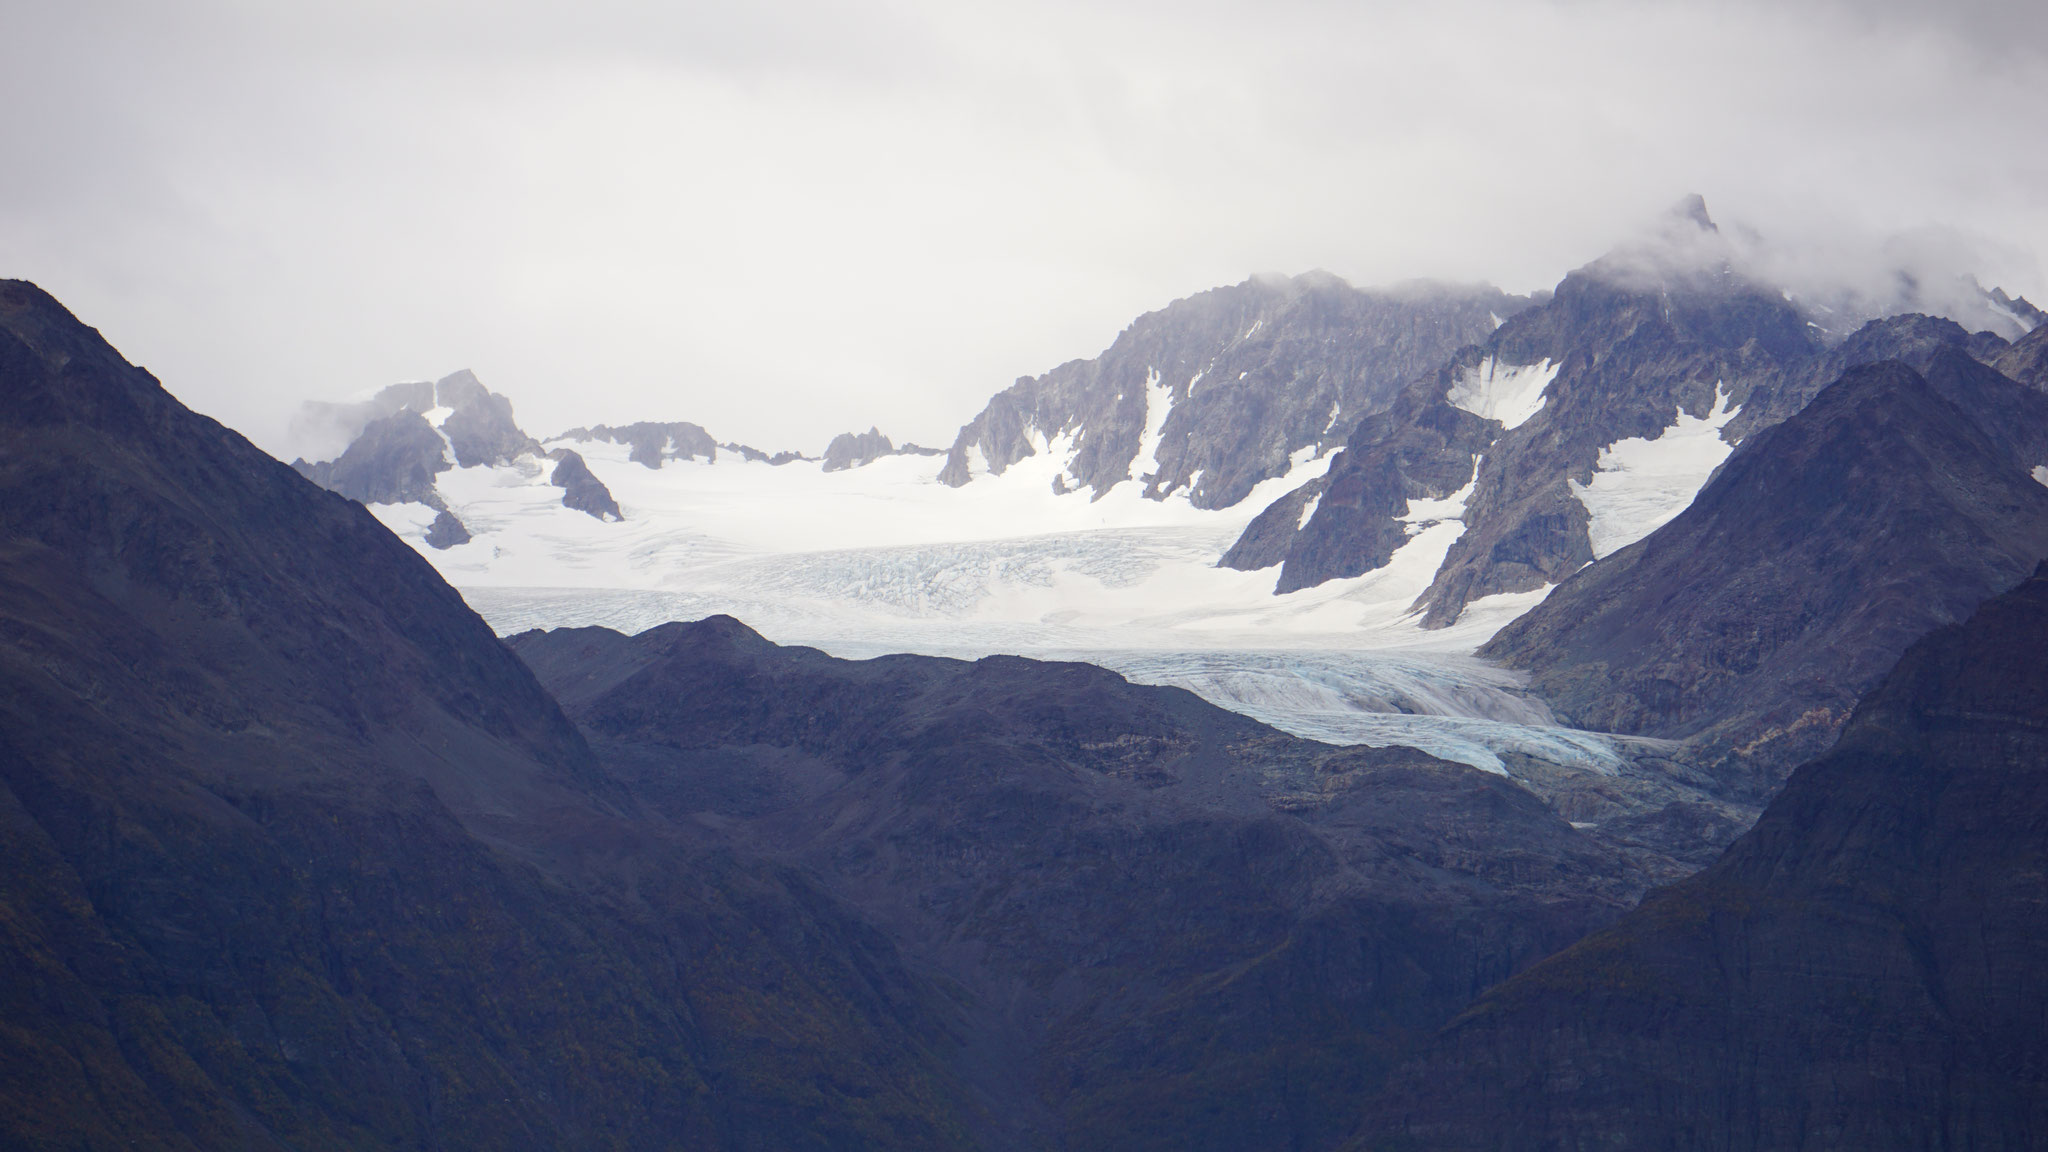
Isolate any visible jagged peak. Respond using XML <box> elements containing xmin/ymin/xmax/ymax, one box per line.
<box><xmin>1671</xmin><ymin>192</ymin><xmax>1717</xmax><ymax>233</ymax></box>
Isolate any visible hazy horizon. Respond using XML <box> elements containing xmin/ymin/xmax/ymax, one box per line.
<box><xmin>5</xmin><ymin>0</ymin><xmax>2045</xmax><ymax>458</ymax></box>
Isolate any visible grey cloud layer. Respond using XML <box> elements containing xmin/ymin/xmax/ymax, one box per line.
<box><xmin>2</xmin><ymin>0</ymin><xmax>2043</xmax><ymax>455</ymax></box>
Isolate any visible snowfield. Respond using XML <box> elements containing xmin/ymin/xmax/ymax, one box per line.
<box><xmin>371</xmin><ymin>412</ymin><xmax>1621</xmax><ymax>775</ymax></box>
<box><xmin>1570</xmin><ymin>386</ymin><xmax>1739</xmax><ymax>559</ymax></box>
<box><xmin>1446</xmin><ymin>356</ymin><xmax>1560</xmax><ymax>430</ymax></box>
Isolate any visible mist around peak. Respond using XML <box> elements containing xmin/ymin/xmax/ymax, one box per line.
<box><xmin>1575</xmin><ymin>195</ymin><xmax>2041</xmax><ymax>341</ymax></box>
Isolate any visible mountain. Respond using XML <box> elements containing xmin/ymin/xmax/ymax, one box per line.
<box><xmin>0</xmin><ymin>281</ymin><xmax>974</xmax><ymax>1149</ymax></box>
<box><xmin>0</xmin><ymin>277</ymin><xmax>1693</xmax><ymax>1150</ymax></box>
<box><xmin>937</xmin><ymin>274</ymin><xmax>1532</xmax><ymax>509</ymax></box>
<box><xmin>291</xmin><ymin>369</ymin><xmax>621</xmax><ymax>542</ymax></box>
<box><xmin>1364</xmin><ymin>558</ymin><xmax>2048</xmax><ymax>1149</ymax></box>
<box><xmin>1223</xmin><ymin>201</ymin><xmax>2044</xmax><ymax>633</ymax></box>
<box><xmin>1229</xmin><ymin>203</ymin><xmax>1821</xmax><ymax>617</ymax></box>
<box><xmin>553</xmin><ymin>418</ymin><xmax>722</xmax><ymax>466</ymax></box>
<box><xmin>1480</xmin><ymin>347</ymin><xmax>2048</xmax><ymax>795</ymax></box>
<box><xmin>508</xmin><ymin>617</ymin><xmax>1665</xmax><ymax>1150</ymax></box>
<box><xmin>821</xmin><ymin>427</ymin><xmax>945</xmax><ymax>472</ymax></box>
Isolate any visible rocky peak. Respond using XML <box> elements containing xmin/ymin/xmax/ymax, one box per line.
<box><xmin>293</xmin><ymin>370</ymin><xmax>618</xmax><ymax>532</ymax></box>
<box><xmin>556</xmin><ymin>419</ymin><xmax>721</xmax><ymax>468</ymax></box>
<box><xmin>432</xmin><ymin>369</ymin><xmax>539</xmax><ymax>468</ymax></box>
<box><xmin>821</xmin><ymin>426</ymin><xmax>894</xmax><ymax>471</ymax></box>
<box><xmin>1238</xmin><ymin>245</ymin><xmax>1820</xmax><ymax>617</ymax></box>
<box><xmin>936</xmin><ymin>274</ymin><xmax>1531</xmax><ymax>509</ymax></box>
<box><xmin>547</xmin><ymin>447</ymin><xmax>624</xmax><ymax>521</ymax></box>
<box><xmin>820</xmin><ymin>427</ymin><xmax>943</xmax><ymax>472</ymax></box>
<box><xmin>292</xmin><ymin>408</ymin><xmax>450</xmax><ymax>507</ymax></box>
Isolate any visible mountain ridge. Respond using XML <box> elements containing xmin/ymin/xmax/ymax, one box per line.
<box><xmin>1480</xmin><ymin>345</ymin><xmax>2048</xmax><ymax>793</ymax></box>
<box><xmin>0</xmin><ymin>279</ymin><xmax>979</xmax><ymax>1149</ymax></box>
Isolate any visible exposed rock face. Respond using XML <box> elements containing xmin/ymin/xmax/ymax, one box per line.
<box><xmin>424</xmin><ymin>507</ymin><xmax>472</xmax><ymax>548</ymax></box>
<box><xmin>722</xmin><ymin>441</ymin><xmax>809</xmax><ymax>465</ymax></box>
<box><xmin>822</xmin><ymin>426</ymin><xmax>895</xmax><ymax>471</ymax></box>
<box><xmin>1989</xmin><ymin>284</ymin><xmax>2048</xmax><ymax>332</ymax></box>
<box><xmin>821</xmin><ymin>427</ymin><xmax>944</xmax><ymax>471</ymax></box>
<box><xmin>937</xmin><ymin>274</ymin><xmax>1530</xmax><ymax>509</ymax></box>
<box><xmin>286</xmin><ymin>378</ymin><xmax>436</xmax><ymax>458</ymax></box>
<box><xmin>434</xmin><ymin>368</ymin><xmax>539</xmax><ymax>466</ymax></box>
<box><xmin>546</xmin><ymin>447</ymin><xmax>624</xmax><ymax>521</ymax></box>
<box><xmin>1366</xmin><ymin>560</ymin><xmax>2048</xmax><ymax>1150</ymax></box>
<box><xmin>1994</xmin><ymin>316</ymin><xmax>2048</xmax><ymax>390</ymax></box>
<box><xmin>0</xmin><ymin>281</ymin><xmax>972</xmax><ymax>1150</ymax></box>
<box><xmin>1481</xmin><ymin>354</ymin><xmax>2048</xmax><ymax>796</ymax></box>
<box><xmin>1225</xmin><ymin>348</ymin><xmax>1498</xmax><ymax>576</ymax></box>
<box><xmin>509</xmin><ymin>617</ymin><xmax>1661</xmax><ymax>1151</ymax></box>
<box><xmin>558</xmin><ymin>419</ymin><xmax>720</xmax><ymax>467</ymax></box>
<box><xmin>1241</xmin><ymin>209</ymin><xmax>1821</xmax><ymax>613</ymax></box>
<box><xmin>296</xmin><ymin>371</ymin><xmax>628</xmax><ymax>528</ymax></box>
<box><xmin>292</xmin><ymin>408</ymin><xmax>450</xmax><ymax>505</ymax></box>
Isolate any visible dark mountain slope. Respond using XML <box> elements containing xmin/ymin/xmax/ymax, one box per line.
<box><xmin>1482</xmin><ymin>354</ymin><xmax>2048</xmax><ymax>796</ymax></box>
<box><xmin>1728</xmin><ymin>310</ymin><xmax>2014</xmax><ymax>440</ymax></box>
<box><xmin>511</xmin><ymin>618</ymin><xmax>1659</xmax><ymax>1151</ymax></box>
<box><xmin>1365</xmin><ymin>559</ymin><xmax>2048</xmax><ymax>1150</ymax></box>
<box><xmin>0</xmin><ymin>281</ymin><xmax>969</xmax><ymax>1149</ymax></box>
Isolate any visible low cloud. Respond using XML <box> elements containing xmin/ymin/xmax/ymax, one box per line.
<box><xmin>3</xmin><ymin>0</ymin><xmax>2044</xmax><ymax>455</ymax></box>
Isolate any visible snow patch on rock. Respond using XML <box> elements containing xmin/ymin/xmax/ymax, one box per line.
<box><xmin>1570</xmin><ymin>386</ymin><xmax>1739</xmax><ymax>559</ymax></box>
<box><xmin>1447</xmin><ymin>356</ymin><xmax>1560</xmax><ymax>430</ymax></box>
<box><xmin>1131</xmin><ymin>367</ymin><xmax>1173</xmax><ymax>485</ymax></box>
<box><xmin>1297</xmin><ymin>491</ymin><xmax>1323</xmax><ymax>530</ymax></box>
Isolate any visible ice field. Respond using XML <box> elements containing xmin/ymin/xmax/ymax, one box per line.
<box><xmin>369</xmin><ymin>383</ymin><xmax>1737</xmax><ymax>775</ymax></box>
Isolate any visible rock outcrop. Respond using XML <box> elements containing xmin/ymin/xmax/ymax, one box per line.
<box><xmin>433</xmin><ymin>368</ymin><xmax>539</xmax><ymax>466</ymax></box>
<box><xmin>547</xmin><ymin>447</ymin><xmax>624</xmax><ymax>520</ymax></box>
<box><xmin>423</xmin><ymin>507</ymin><xmax>472</xmax><ymax>549</ymax></box>
<box><xmin>721</xmin><ymin>441</ymin><xmax>810</xmax><ymax>465</ymax></box>
<box><xmin>292</xmin><ymin>408</ymin><xmax>451</xmax><ymax>506</ymax></box>
<box><xmin>557</xmin><ymin>419</ymin><xmax>721</xmax><ymax>467</ymax></box>
<box><xmin>821</xmin><ymin>427</ymin><xmax>944</xmax><ymax>471</ymax></box>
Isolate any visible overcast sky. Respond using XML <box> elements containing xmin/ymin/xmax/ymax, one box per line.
<box><xmin>4</xmin><ymin>0</ymin><xmax>2044</xmax><ymax>457</ymax></box>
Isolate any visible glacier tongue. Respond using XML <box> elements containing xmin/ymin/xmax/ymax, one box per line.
<box><xmin>1071</xmin><ymin>649</ymin><xmax>1621</xmax><ymax>777</ymax></box>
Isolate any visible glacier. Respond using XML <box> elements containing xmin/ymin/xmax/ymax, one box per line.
<box><xmin>375</xmin><ymin>431</ymin><xmax>1620</xmax><ymax>777</ymax></box>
